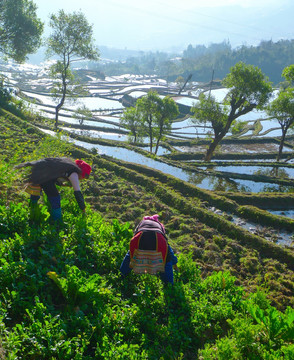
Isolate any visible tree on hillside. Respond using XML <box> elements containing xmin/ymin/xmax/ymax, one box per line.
<box><xmin>282</xmin><ymin>64</ymin><xmax>294</xmax><ymax>86</ymax></box>
<box><xmin>175</xmin><ymin>76</ymin><xmax>185</xmax><ymax>91</ymax></box>
<box><xmin>153</xmin><ymin>96</ymin><xmax>179</xmax><ymax>154</ymax></box>
<box><xmin>121</xmin><ymin>91</ymin><xmax>179</xmax><ymax>153</ymax></box>
<box><xmin>120</xmin><ymin>107</ymin><xmax>142</xmax><ymax>144</ymax></box>
<box><xmin>267</xmin><ymin>65</ymin><xmax>294</xmax><ymax>161</ymax></box>
<box><xmin>46</xmin><ymin>10</ymin><xmax>99</xmax><ymax>129</ymax></box>
<box><xmin>192</xmin><ymin>62</ymin><xmax>273</xmax><ymax>161</ymax></box>
<box><xmin>0</xmin><ymin>0</ymin><xmax>43</xmax><ymax>63</ymax></box>
<box><xmin>136</xmin><ymin>91</ymin><xmax>160</xmax><ymax>153</ymax></box>
<box><xmin>74</xmin><ymin>105</ymin><xmax>92</xmax><ymax>126</ymax></box>
<box><xmin>135</xmin><ymin>91</ymin><xmax>179</xmax><ymax>154</ymax></box>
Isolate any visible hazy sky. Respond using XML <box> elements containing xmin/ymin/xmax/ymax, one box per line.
<box><xmin>33</xmin><ymin>0</ymin><xmax>293</xmax><ymax>51</ymax></box>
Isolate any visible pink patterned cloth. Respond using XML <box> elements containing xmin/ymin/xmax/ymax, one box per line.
<box><xmin>143</xmin><ymin>214</ymin><xmax>165</xmax><ymax>233</ymax></box>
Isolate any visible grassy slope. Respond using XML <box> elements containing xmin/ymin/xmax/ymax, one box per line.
<box><xmin>1</xmin><ymin>108</ymin><xmax>294</xmax><ymax>307</ymax></box>
<box><xmin>0</xmin><ymin>108</ymin><xmax>294</xmax><ymax>359</ymax></box>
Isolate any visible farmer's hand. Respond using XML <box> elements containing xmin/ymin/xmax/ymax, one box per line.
<box><xmin>173</xmin><ymin>264</ymin><xmax>179</xmax><ymax>272</ymax></box>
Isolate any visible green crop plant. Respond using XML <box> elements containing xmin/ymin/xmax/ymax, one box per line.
<box><xmin>247</xmin><ymin>305</ymin><xmax>294</xmax><ymax>346</ymax></box>
<box><xmin>0</xmin><ymin>199</ymin><xmax>293</xmax><ymax>359</ymax></box>
<box><xmin>198</xmin><ymin>305</ymin><xmax>294</xmax><ymax>359</ymax></box>
<box><xmin>2</xmin><ymin>298</ymin><xmax>92</xmax><ymax>359</ymax></box>
<box><xmin>199</xmin><ymin>336</ymin><xmax>242</xmax><ymax>360</ymax></box>
<box><xmin>47</xmin><ymin>265</ymin><xmax>107</xmax><ymax>310</ymax></box>
<box><xmin>1</xmin><ymin>101</ymin><xmax>294</xmax><ymax>359</ymax></box>
<box><xmin>0</xmin><ymin>202</ymin><xmax>30</xmax><ymax>236</ymax></box>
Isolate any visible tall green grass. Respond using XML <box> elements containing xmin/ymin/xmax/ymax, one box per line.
<box><xmin>0</xmin><ymin>106</ymin><xmax>293</xmax><ymax>359</ymax></box>
<box><xmin>0</xmin><ymin>196</ymin><xmax>293</xmax><ymax>359</ymax></box>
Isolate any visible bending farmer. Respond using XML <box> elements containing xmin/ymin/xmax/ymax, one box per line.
<box><xmin>16</xmin><ymin>157</ymin><xmax>92</xmax><ymax>222</ymax></box>
<box><xmin>120</xmin><ymin>214</ymin><xmax>178</xmax><ymax>284</ymax></box>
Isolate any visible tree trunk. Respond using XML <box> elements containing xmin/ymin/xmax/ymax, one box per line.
<box><xmin>277</xmin><ymin>127</ymin><xmax>287</xmax><ymax>161</ymax></box>
<box><xmin>54</xmin><ymin>99</ymin><xmax>65</xmax><ymax>129</ymax></box>
<box><xmin>54</xmin><ymin>71</ymin><xmax>67</xmax><ymax>129</ymax></box>
<box><xmin>154</xmin><ymin>126</ymin><xmax>163</xmax><ymax>155</ymax></box>
<box><xmin>149</xmin><ymin>131</ymin><xmax>153</xmax><ymax>153</ymax></box>
<box><xmin>204</xmin><ymin>113</ymin><xmax>237</xmax><ymax>162</ymax></box>
<box><xmin>154</xmin><ymin>137</ymin><xmax>161</xmax><ymax>155</ymax></box>
<box><xmin>204</xmin><ymin>136</ymin><xmax>222</xmax><ymax>162</ymax></box>
<box><xmin>54</xmin><ymin>104</ymin><xmax>61</xmax><ymax>129</ymax></box>
<box><xmin>148</xmin><ymin>118</ymin><xmax>153</xmax><ymax>153</ymax></box>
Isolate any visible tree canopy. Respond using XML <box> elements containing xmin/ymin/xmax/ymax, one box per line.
<box><xmin>120</xmin><ymin>107</ymin><xmax>143</xmax><ymax>144</ymax></box>
<box><xmin>267</xmin><ymin>65</ymin><xmax>294</xmax><ymax>161</ymax></box>
<box><xmin>46</xmin><ymin>10</ymin><xmax>99</xmax><ymax>128</ymax></box>
<box><xmin>282</xmin><ymin>64</ymin><xmax>294</xmax><ymax>86</ymax></box>
<box><xmin>47</xmin><ymin>10</ymin><xmax>99</xmax><ymax>62</ymax></box>
<box><xmin>267</xmin><ymin>88</ymin><xmax>294</xmax><ymax>161</ymax></box>
<box><xmin>192</xmin><ymin>62</ymin><xmax>273</xmax><ymax>161</ymax></box>
<box><xmin>153</xmin><ymin>95</ymin><xmax>179</xmax><ymax>154</ymax></box>
<box><xmin>0</xmin><ymin>0</ymin><xmax>43</xmax><ymax>62</ymax></box>
<box><xmin>121</xmin><ymin>91</ymin><xmax>179</xmax><ymax>154</ymax></box>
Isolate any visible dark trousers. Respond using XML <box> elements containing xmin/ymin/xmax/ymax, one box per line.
<box><xmin>120</xmin><ymin>247</ymin><xmax>175</xmax><ymax>284</ymax></box>
<box><xmin>30</xmin><ymin>180</ymin><xmax>61</xmax><ymax>221</ymax></box>
<box><xmin>30</xmin><ymin>180</ymin><xmax>60</xmax><ymax>208</ymax></box>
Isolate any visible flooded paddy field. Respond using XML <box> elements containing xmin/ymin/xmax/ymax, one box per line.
<box><xmin>4</xmin><ymin>59</ymin><xmax>292</xmax><ymax>162</ymax></box>
<box><xmin>173</xmin><ymin>142</ymin><xmax>294</xmax><ymax>154</ymax></box>
<box><xmin>209</xmin><ymin>206</ymin><xmax>293</xmax><ymax>246</ymax></box>
<box><xmin>3</xmin><ymin>60</ymin><xmax>294</xmax><ymax>246</ymax></box>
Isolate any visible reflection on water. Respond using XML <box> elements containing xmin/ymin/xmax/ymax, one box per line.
<box><xmin>61</xmin><ymin>127</ymin><xmax>129</xmax><ymax>142</ymax></box>
<box><xmin>22</xmin><ymin>91</ymin><xmax>124</xmax><ymax>110</ymax></box>
<box><xmin>199</xmin><ymin>166</ymin><xmax>294</xmax><ymax>179</ymax></box>
<box><xmin>187</xmin><ymin>172</ymin><xmax>291</xmax><ymax>192</ymax></box>
<box><xmin>72</xmin><ymin>139</ymin><xmax>293</xmax><ymax>193</ymax></box>
<box><xmin>37</xmin><ymin>128</ymin><xmax>293</xmax><ymax>193</ymax></box>
<box><xmin>268</xmin><ymin>210</ymin><xmax>294</xmax><ymax>219</ymax></box>
<box><xmin>253</xmin><ymin>167</ymin><xmax>292</xmax><ymax>179</ymax></box>
<box><xmin>231</xmin><ymin>215</ymin><xmax>293</xmax><ymax>246</ymax></box>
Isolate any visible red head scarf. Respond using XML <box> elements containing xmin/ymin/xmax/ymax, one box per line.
<box><xmin>75</xmin><ymin>159</ymin><xmax>92</xmax><ymax>178</ymax></box>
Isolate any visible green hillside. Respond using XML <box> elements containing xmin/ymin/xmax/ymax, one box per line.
<box><xmin>0</xmin><ymin>107</ymin><xmax>293</xmax><ymax>359</ymax></box>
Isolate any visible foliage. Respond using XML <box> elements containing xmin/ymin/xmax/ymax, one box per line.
<box><xmin>120</xmin><ymin>107</ymin><xmax>143</xmax><ymax>144</ymax></box>
<box><xmin>92</xmin><ymin>39</ymin><xmax>294</xmax><ymax>85</ymax></box>
<box><xmin>199</xmin><ymin>303</ymin><xmax>294</xmax><ymax>360</ymax></box>
<box><xmin>154</xmin><ymin>95</ymin><xmax>179</xmax><ymax>154</ymax></box>
<box><xmin>0</xmin><ymin>0</ymin><xmax>43</xmax><ymax>62</ymax></box>
<box><xmin>25</xmin><ymin>133</ymin><xmax>73</xmax><ymax>160</ymax></box>
<box><xmin>46</xmin><ymin>10</ymin><xmax>99</xmax><ymax>63</ymax></box>
<box><xmin>282</xmin><ymin>64</ymin><xmax>294</xmax><ymax>85</ymax></box>
<box><xmin>192</xmin><ymin>62</ymin><xmax>272</xmax><ymax>161</ymax></box>
<box><xmin>0</xmin><ymin>198</ymin><xmax>293</xmax><ymax>359</ymax></box>
<box><xmin>192</xmin><ymin>92</ymin><xmax>228</xmax><ymax>135</ymax></box>
<box><xmin>182</xmin><ymin>39</ymin><xmax>294</xmax><ymax>85</ymax></box>
<box><xmin>267</xmin><ymin>65</ymin><xmax>294</xmax><ymax>161</ymax></box>
<box><xmin>231</xmin><ymin>120</ymin><xmax>247</xmax><ymax>135</ymax></box>
<box><xmin>175</xmin><ymin>76</ymin><xmax>185</xmax><ymax>90</ymax></box>
<box><xmin>0</xmin><ymin>82</ymin><xmax>11</xmax><ymax>107</ymax></box>
<box><xmin>124</xmin><ymin>91</ymin><xmax>179</xmax><ymax>154</ymax></box>
<box><xmin>46</xmin><ymin>9</ymin><xmax>99</xmax><ymax>128</ymax></box>
<box><xmin>0</xmin><ymin>100</ymin><xmax>294</xmax><ymax>359</ymax></box>
<box><xmin>74</xmin><ymin>105</ymin><xmax>93</xmax><ymax>125</ymax></box>
<box><xmin>222</xmin><ymin>62</ymin><xmax>272</xmax><ymax>111</ymax></box>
